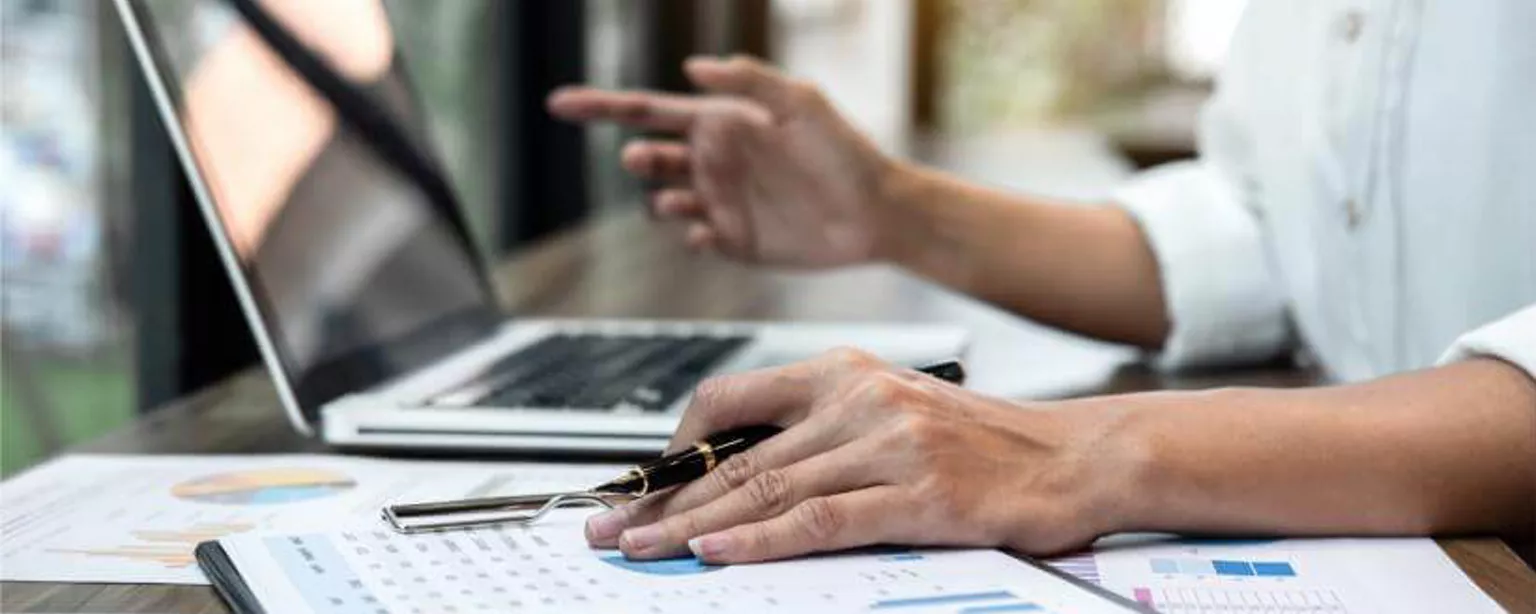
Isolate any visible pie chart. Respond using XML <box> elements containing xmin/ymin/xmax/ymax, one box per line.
<box><xmin>171</xmin><ymin>468</ymin><xmax>356</xmax><ymax>505</ymax></box>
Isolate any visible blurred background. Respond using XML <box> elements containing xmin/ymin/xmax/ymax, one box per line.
<box><xmin>0</xmin><ymin>0</ymin><xmax>1245</xmax><ymax>476</ymax></box>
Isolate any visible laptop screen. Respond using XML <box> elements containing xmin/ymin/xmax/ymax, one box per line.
<box><xmin>123</xmin><ymin>0</ymin><xmax>502</xmax><ymax>424</ymax></box>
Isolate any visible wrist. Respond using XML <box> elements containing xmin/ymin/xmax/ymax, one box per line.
<box><xmin>1069</xmin><ymin>390</ymin><xmax>1229</xmax><ymax>538</ymax></box>
<box><xmin>868</xmin><ymin>160</ymin><xmax>937</xmax><ymax>266</ymax></box>
<box><xmin>1096</xmin><ymin>387</ymin><xmax>1299</xmax><ymax>536</ymax></box>
<box><xmin>1072</xmin><ymin>399</ymin><xmax>1160</xmax><ymax>538</ymax></box>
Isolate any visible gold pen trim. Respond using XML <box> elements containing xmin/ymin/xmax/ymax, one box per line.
<box><xmin>626</xmin><ymin>467</ymin><xmax>650</xmax><ymax>497</ymax></box>
<box><xmin>694</xmin><ymin>441</ymin><xmax>718</xmax><ymax>472</ymax></box>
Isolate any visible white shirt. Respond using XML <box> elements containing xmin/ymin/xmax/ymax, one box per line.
<box><xmin>1114</xmin><ymin>0</ymin><xmax>1536</xmax><ymax>382</ymax></box>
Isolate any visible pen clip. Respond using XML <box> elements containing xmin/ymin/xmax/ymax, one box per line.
<box><xmin>383</xmin><ymin>491</ymin><xmax>637</xmax><ymax>534</ymax></box>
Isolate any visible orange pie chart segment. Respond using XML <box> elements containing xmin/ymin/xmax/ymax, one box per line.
<box><xmin>171</xmin><ymin>468</ymin><xmax>356</xmax><ymax>505</ymax></box>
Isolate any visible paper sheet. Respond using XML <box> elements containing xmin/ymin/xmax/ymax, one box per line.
<box><xmin>214</xmin><ymin>513</ymin><xmax>1132</xmax><ymax>614</ymax></box>
<box><xmin>1047</xmin><ymin>535</ymin><xmax>1503</xmax><ymax>613</ymax></box>
<box><xmin>1</xmin><ymin>455</ymin><xmax>1508</xmax><ymax>613</ymax></box>
<box><xmin>0</xmin><ymin>454</ymin><xmax>624</xmax><ymax>584</ymax></box>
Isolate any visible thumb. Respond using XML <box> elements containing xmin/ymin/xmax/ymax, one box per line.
<box><xmin>685</xmin><ymin>55</ymin><xmax>801</xmax><ymax>118</ymax></box>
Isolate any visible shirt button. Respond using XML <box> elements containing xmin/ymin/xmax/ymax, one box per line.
<box><xmin>1345</xmin><ymin>199</ymin><xmax>1363</xmax><ymax>229</ymax></box>
<box><xmin>1340</xmin><ymin>10</ymin><xmax>1366</xmax><ymax>44</ymax></box>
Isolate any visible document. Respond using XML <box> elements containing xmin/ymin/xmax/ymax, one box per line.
<box><xmin>206</xmin><ymin>513</ymin><xmax>1132</xmax><ymax>613</ymax></box>
<box><xmin>1047</xmin><ymin>535</ymin><xmax>1503</xmax><ymax>613</ymax></box>
<box><xmin>0</xmin><ymin>454</ymin><xmax>623</xmax><ymax>584</ymax></box>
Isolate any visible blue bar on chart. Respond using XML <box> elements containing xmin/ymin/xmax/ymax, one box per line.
<box><xmin>880</xmin><ymin>554</ymin><xmax>928</xmax><ymax>562</ymax></box>
<box><xmin>1149</xmin><ymin>558</ymin><xmax>1296</xmax><ymax>578</ymax></box>
<box><xmin>1212</xmin><ymin>560</ymin><xmax>1256</xmax><ymax>576</ymax></box>
<box><xmin>1252</xmin><ymin>562</ymin><xmax>1297</xmax><ymax>577</ymax></box>
<box><xmin>870</xmin><ymin>590</ymin><xmax>1018</xmax><ymax>609</ymax></box>
<box><xmin>958</xmin><ymin>603</ymin><xmax>1045</xmax><ymax>613</ymax></box>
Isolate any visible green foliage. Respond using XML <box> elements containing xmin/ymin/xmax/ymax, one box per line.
<box><xmin>1</xmin><ymin>354</ymin><xmax>135</xmax><ymax>477</ymax></box>
<box><xmin>941</xmin><ymin>0</ymin><xmax>1167</xmax><ymax>131</ymax></box>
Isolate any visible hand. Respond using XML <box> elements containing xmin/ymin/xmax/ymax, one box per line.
<box><xmin>547</xmin><ymin>56</ymin><xmax>897</xmax><ymax>268</ymax></box>
<box><xmin>582</xmin><ymin>349</ymin><xmax>1141</xmax><ymax>564</ymax></box>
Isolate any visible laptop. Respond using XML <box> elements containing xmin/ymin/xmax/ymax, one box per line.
<box><xmin>115</xmin><ymin>0</ymin><xmax>967</xmax><ymax>454</ymax></box>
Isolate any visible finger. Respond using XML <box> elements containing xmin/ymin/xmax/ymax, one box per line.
<box><xmin>651</xmin><ymin>189</ymin><xmax>705</xmax><ymax>219</ymax></box>
<box><xmin>684</xmin><ymin>55</ymin><xmax>800</xmax><ymax>118</ymax></box>
<box><xmin>689</xmin><ymin>486</ymin><xmax>903</xmax><ymax>564</ymax></box>
<box><xmin>666</xmin><ymin>363</ymin><xmax>831</xmax><ymax>453</ymax></box>
<box><xmin>585</xmin><ymin>490</ymin><xmax>673</xmax><ymax>548</ymax></box>
<box><xmin>654</xmin><ymin>406</ymin><xmax>856</xmax><ymax>514</ymax></box>
<box><xmin>684</xmin><ymin>222</ymin><xmax>717</xmax><ymax>252</ymax></box>
<box><xmin>592</xmin><ymin>351</ymin><xmax>895</xmax><ymax>550</ymax></box>
<box><xmin>622</xmin><ymin>141</ymin><xmax>692</xmax><ymax>184</ymax></box>
<box><xmin>617</xmin><ymin>433</ymin><xmax>891</xmax><ymax>560</ymax></box>
<box><xmin>547</xmin><ymin>87</ymin><xmax>703</xmax><ymax>133</ymax></box>
<box><xmin>587</xmin><ymin>403</ymin><xmax>853</xmax><ymax>546</ymax></box>
<box><xmin>667</xmin><ymin>349</ymin><xmax>890</xmax><ymax>451</ymax></box>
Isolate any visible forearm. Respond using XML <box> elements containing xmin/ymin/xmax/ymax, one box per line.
<box><xmin>1105</xmin><ymin>359</ymin><xmax>1536</xmax><ymax>539</ymax></box>
<box><xmin>876</xmin><ymin>162</ymin><xmax>1169</xmax><ymax>349</ymax></box>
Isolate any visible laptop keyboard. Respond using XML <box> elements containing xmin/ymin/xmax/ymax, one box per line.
<box><xmin>429</xmin><ymin>332</ymin><xmax>751</xmax><ymax>412</ymax></box>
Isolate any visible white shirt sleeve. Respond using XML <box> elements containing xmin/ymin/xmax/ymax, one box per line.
<box><xmin>1114</xmin><ymin>163</ymin><xmax>1291</xmax><ymax>370</ymax></box>
<box><xmin>1438</xmin><ymin>305</ymin><xmax>1536</xmax><ymax>382</ymax></box>
<box><xmin>1111</xmin><ymin>4</ymin><xmax>1294</xmax><ymax>370</ymax></box>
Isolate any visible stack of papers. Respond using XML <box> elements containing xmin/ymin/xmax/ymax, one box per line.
<box><xmin>0</xmin><ymin>455</ymin><xmax>1508</xmax><ymax>613</ymax></box>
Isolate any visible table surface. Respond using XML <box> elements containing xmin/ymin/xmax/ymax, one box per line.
<box><xmin>5</xmin><ymin>212</ymin><xmax>1533</xmax><ymax>613</ymax></box>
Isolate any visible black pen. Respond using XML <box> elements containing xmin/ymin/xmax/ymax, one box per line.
<box><xmin>588</xmin><ymin>359</ymin><xmax>968</xmax><ymax>497</ymax></box>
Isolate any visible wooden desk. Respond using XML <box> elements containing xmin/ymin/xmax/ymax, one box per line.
<box><xmin>6</xmin><ymin>212</ymin><xmax>1533</xmax><ymax>613</ymax></box>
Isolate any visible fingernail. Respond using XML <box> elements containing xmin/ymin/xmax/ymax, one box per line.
<box><xmin>620</xmin><ymin>525</ymin><xmax>662</xmax><ymax>553</ymax></box>
<box><xmin>688</xmin><ymin>533</ymin><xmax>733</xmax><ymax>560</ymax></box>
<box><xmin>585</xmin><ymin>509</ymin><xmax>627</xmax><ymax>542</ymax></box>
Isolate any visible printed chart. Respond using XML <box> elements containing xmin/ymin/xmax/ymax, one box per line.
<box><xmin>49</xmin><ymin>522</ymin><xmax>257</xmax><ymax>568</ymax></box>
<box><xmin>1145</xmin><ymin>556</ymin><xmax>1296</xmax><ymax>578</ymax></box>
<box><xmin>0</xmin><ymin>455</ymin><xmax>623</xmax><ymax>584</ymax></box>
<box><xmin>219</xmin><ymin>522</ymin><xmax>1131</xmax><ymax>614</ymax></box>
<box><xmin>171</xmin><ymin>468</ymin><xmax>357</xmax><ymax>505</ymax></box>
<box><xmin>1046</xmin><ymin>537</ymin><xmax>1503</xmax><ymax>613</ymax></box>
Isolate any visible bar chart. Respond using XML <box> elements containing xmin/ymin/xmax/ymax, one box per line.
<box><xmin>1050</xmin><ymin>540</ymin><xmax>1327</xmax><ymax>612</ymax></box>
<box><xmin>1148</xmin><ymin>557</ymin><xmax>1297</xmax><ymax>578</ymax></box>
<box><xmin>1041</xmin><ymin>537</ymin><xmax>1508</xmax><ymax>613</ymax></box>
<box><xmin>48</xmin><ymin>522</ymin><xmax>256</xmax><ymax>567</ymax></box>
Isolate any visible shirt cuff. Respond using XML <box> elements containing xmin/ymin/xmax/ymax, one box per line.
<box><xmin>1438</xmin><ymin>304</ymin><xmax>1536</xmax><ymax>382</ymax></box>
<box><xmin>1113</xmin><ymin>161</ymin><xmax>1291</xmax><ymax>370</ymax></box>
